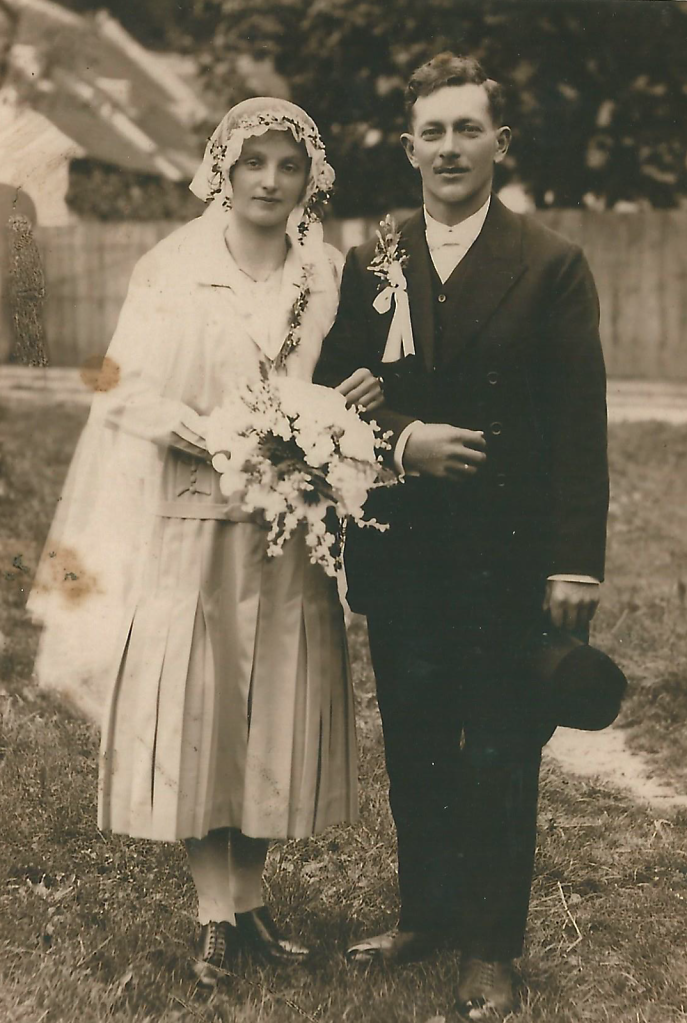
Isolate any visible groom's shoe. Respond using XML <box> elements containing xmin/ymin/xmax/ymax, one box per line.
<box><xmin>346</xmin><ymin>928</ymin><xmax>439</xmax><ymax>965</ymax></box>
<box><xmin>456</xmin><ymin>957</ymin><xmax>517</xmax><ymax>1019</ymax></box>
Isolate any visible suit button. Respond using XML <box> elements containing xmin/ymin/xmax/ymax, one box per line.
<box><xmin>496</xmin><ymin>473</ymin><xmax>507</xmax><ymax>488</ymax></box>
<box><xmin>490</xmin><ymin>421</ymin><xmax>503</xmax><ymax>436</ymax></box>
<box><xmin>437</xmin><ymin>293</ymin><xmax>447</xmax><ymax>303</ymax></box>
<box><xmin>487</xmin><ymin>370</ymin><xmax>499</xmax><ymax>385</ymax></box>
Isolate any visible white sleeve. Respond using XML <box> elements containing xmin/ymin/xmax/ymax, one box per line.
<box><xmin>547</xmin><ymin>575</ymin><xmax>600</xmax><ymax>585</ymax></box>
<box><xmin>393</xmin><ymin>421</ymin><xmax>424</xmax><ymax>476</ymax></box>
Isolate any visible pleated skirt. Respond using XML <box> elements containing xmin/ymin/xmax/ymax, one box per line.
<box><xmin>97</xmin><ymin>516</ymin><xmax>358</xmax><ymax>842</ymax></box>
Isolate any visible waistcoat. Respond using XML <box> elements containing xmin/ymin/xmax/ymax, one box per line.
<box><xmin>427</xmin><ymin>230</ymin><xmax>487</xmax><ymax>368</ymax></box>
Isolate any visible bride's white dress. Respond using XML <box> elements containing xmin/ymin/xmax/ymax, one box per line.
<box><xmin>32</xmin><ymin>203</ymin><xmax>358</xmax><ymax>842</ymax></box>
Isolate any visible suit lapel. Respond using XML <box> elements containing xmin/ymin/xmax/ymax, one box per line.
<box><xmin>400</xmin><ymin>211</ymin><xmax>435</xmax><ymax>372</ymax></box>
<box><xmin>438</xmin><ymin>196</ymin><xmax>527</xmax><ymax>365</ymax></box>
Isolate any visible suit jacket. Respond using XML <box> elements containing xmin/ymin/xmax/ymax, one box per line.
<box><xmin>314</xmin><ymin>196</ymin><xmax>609</xmax><ymax>613</ymax></box>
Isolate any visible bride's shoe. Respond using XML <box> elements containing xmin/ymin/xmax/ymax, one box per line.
<box><xmin>235</xmin><ymin>906</ymin><xmax>311</xmax><ymax>965</ymax></box>
<box><xmin>193</xmin><ymin>920</ymin><xmax>236</xmax><ymax>988</ymax></box>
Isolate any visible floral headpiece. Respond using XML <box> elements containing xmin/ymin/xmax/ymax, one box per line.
<box><xmin>189</xmin><ymin>98</ymin><xmax>336</xmax><ymax>243</ymax></box>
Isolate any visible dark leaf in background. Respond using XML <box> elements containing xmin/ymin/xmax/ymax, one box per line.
<box><xmin>195</xmin><ymin>0</ymin><xmax>687</xmax><ymax>214</ymax></box>
<box><xmin>45</xmin><ymin>0</ymin><xmax>687</xmax><ymax>215</ymax></box>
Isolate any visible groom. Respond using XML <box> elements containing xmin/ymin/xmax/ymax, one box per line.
<box><xmin>315</xmin><ymin>53</ymin><xmax>609</xmax><ymax>1017</ymax></box>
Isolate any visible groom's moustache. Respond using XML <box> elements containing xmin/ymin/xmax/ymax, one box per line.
<box><xmin>434</xmin><ymin>163</ymin><xmax>470</xmax><ymax>173</ymax></box>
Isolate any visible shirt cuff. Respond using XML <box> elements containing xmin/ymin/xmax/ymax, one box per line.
<box><xmin>180</xmin><ymin>408</ymin><xmax>209</xmax><ymax>440</ymax></box>
<box><xmin>174</xmin><ymin>411</ymin><xmax>211</xmax><ymax>459</ymax></box>
<box><xmin>393</xmin><ymin>421</ymin><xmax>423</xmax><ymax>476</ymax></box>
<box><xmin>547</xmin><ymin>575</ymin><xmax>600</xmax><ymax>585</ymax></box>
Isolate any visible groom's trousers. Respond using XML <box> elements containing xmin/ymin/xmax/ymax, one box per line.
<box><xmin>365</xmin><ymin>561</ymin><xmax>544</xmax><ymax>961</ymax></box>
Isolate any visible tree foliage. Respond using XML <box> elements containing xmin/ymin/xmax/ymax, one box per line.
<box><xmin>195</xmin><ymin>0</ymin><xmax>687</xmax><ymax>214</ymax></box>
<box><xmin>54</xmin><ymin>0</ymin><xmax>205</xmax><ymax>50</ymax></box>
<box><xmin>66</xmin><ymin>160</ymin><xmax>205</xmax><ymax>222</ymax></box>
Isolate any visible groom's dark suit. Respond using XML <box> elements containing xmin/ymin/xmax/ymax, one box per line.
<box><xmin>314</xmin><ymin>195</ymin><xmax>609</xmax><ymax>958</ymax></box>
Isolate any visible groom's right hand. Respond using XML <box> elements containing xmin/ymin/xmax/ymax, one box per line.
<box><xmin>403</xmin><ymin>423</ymin><xmax>487</xmax><ymax>480</ymax></box>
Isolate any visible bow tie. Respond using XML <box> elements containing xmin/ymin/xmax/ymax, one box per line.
<box><xmin>425</xmin><ymin>220</ymin><xmax>471</xmax><ymax>252</ymax></box>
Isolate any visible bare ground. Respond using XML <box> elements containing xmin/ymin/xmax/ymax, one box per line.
<box><xmin>545</xmin><ymin>727</ymin><xmax>687</xmax><ymax>810</ymax></box>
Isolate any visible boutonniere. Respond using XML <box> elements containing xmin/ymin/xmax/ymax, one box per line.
<box><xmin>368</xmin><ymin>214</ymin><xmax>408</xmax><ymax>288</ymax></box>
<box><xmin>367</xmin><ymin>215</ymin><xmax>416</xmax><ymax>364</ymax></box>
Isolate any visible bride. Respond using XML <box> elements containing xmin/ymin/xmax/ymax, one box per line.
<box><xmin>29</xmin><ymin>97</ymin><xmax>382</xmax><ymax>986</ymax></box>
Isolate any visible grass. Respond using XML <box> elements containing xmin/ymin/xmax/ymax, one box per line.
<box><xmin>1</xmin><ymin>403</ymin><xmax>687</xmax><ymax>1022</ymax></box>
<box><xmin>590</xmin><ymin>423</ymin><xmax>687</xmax><ymax>786</ymax></box>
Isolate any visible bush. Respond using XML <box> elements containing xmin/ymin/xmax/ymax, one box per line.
<box><xmin>66</xmin><ymin>159</ymin><xmax>205</xmax><ymax>222</ymax></box>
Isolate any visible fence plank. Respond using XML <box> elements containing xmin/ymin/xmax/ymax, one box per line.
<box><xmin>535</xmin><ymin>210</ymin><xmax>687</xmax><ymax>380</ymax></box>
<box><xmin>662</xmin><ymin>213</ymin><xmax>687</xmax><ymax>379</ymax></box>
<box><xmin>27</xmin><ymin>212</ymin><xmax>687</xmax><ymax>378</ymax></box>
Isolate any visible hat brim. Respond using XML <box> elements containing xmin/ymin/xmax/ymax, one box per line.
<box><xmin>529</xmin><ymin>636</ymin><xmax>627</xmax><ymax>733</ymax></box>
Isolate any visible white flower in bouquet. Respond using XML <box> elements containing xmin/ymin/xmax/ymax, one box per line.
<box><xmin>206</xmin><ymin>393</ymin><xmax>254</xmax><ymax>453</ymax></box>
<box><xmin>215</xmin><ymin>463</ymin><xmax>245</xmax><ymax>498</ymax></box>
<box><xmin>326</xmin><ymin>460</ymin><xmax>377</xmax><ymax>521</ymax></box>
<box><xmin>337</xmin><ymin>415</ymin><xmax>377</xmax><ymax>463</ymax></box>
<box><xmin>276</xmin><ymin>378</ymin><xmax>347</xmax><ymax>421</ymax></box>
<box><xmin>298</xmin><ymin>427</ymin><xmax>335</xmax><ymax>468</ymax></box>
<box><xmin>205</xmin><ymin>373</ymin><xmax>392</xmax><ymax>575</ymax></box>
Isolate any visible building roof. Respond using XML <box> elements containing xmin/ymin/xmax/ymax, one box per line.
<box><xmin>2</xmin><ymin>0</ymin><xmax>210</xmax><ymax>180</ymax></box>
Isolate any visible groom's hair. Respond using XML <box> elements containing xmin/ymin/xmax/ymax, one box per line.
<box><xmin>405</xmin><ymin>53</ymin><xmax>505</xmax><ymax>128</ymax></box>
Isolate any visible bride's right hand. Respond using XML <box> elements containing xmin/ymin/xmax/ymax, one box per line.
<box><xmin>336</xmin><ymin>368</ymin><xmax>384</xmax><ymax>412</ymax></box>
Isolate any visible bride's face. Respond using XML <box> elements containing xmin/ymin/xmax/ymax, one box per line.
<box><xmin>230</xmin><ymin>129</ymin><xmax>310</xmax><ymax>228</ymax></box>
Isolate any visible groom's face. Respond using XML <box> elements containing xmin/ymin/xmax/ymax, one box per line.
<box><xmin>402</xmin><ymin>84</ymin><xmax>510</xmax><ymax>223</ymax></box>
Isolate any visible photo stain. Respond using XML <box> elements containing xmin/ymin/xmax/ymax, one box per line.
<box><xmin>33</xmin><ymin>545</ymin><xmax>100</xmax><ymax>605</ymax></box>
<box><xmin>79</xmin><ymin>355</ymin><xmax>121</xmax><ymax>393</ymax></box>
<box><xmin>4</xmin><ymin>554</ymin><xmax>29</xmax><ymax>583</ymax></box>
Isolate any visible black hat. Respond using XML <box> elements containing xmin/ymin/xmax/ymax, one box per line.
<box><xmin>528</xmin><ymin>629</ymin><xmax>627</xmax><ymax>734</ymax></box>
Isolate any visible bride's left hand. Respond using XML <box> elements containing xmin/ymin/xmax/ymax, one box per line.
<box><xmin>336</xmin><ymin>368</ymin><xmax>384</xmax><ymax>412</ymax></box>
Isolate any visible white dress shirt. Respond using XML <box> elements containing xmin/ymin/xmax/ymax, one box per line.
<box><xmin>390</xmin><ymin>200</ymin><xmax>599</xmax><ymax>588</ymax></box>
<box><xmin>425</xmin><ymin>199</ymin><xmax>491</xmax><ymax>284</ymax></box>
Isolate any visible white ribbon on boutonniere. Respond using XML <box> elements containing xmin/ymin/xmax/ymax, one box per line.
<box><xmin>368</xmin><ymin>215</ymin><xmax>416</xmax><ymax>364</ymax></box>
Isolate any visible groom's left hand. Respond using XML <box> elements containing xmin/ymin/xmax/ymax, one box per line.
<box><xmin>544</xmin><ymin>579</ymin><xmax>600</xmax><ymax>632</ymax></box>
<box><xmin>336</xmin><ymin>368</ymin><xmax>384</xmax><ymax>412</ymax></box>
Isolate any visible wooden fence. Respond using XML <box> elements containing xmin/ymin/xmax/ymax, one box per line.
<box><xmin>8</xmin><ymin>211</ymin><xmax>687</xmax><ymax>377</ymax></box>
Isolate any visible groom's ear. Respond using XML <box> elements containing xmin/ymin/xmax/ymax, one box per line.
<box><xmin>401</xmin><ymin>133</ymin><xmax>419</xmax><ymax>170</ymax></box>
<box><xmin>493</xmin><ymin>125</ymin><xmax>512</xmax><ymax>164</ymax></box>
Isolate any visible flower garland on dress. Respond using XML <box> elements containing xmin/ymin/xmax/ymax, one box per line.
<box><xmin>273</xmin><ymin>264</ymin><xmax>313</xmax><ymax>370</ymax></box>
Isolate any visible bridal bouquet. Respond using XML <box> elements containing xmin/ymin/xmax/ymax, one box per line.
<box><xmin>205</xmin><ymin>376</ymin><xmax>390</xmax><ymax>575</ymax></box>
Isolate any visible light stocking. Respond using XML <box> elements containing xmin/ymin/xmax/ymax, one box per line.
<box><xmin>185</xmin><ymin>828</ymin><xmax>269</xmax><ymax>923</ymax></box>
<box><xmin>185</xmin><ymin>827</ymin><xmax>234</xmax><ymax>925</ymax></box>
